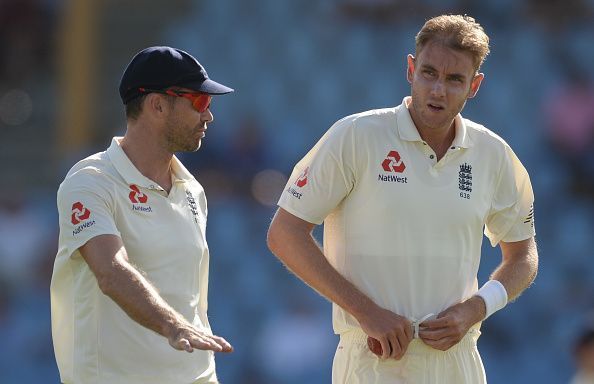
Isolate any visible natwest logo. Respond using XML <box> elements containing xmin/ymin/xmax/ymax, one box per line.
<box><xmin>381</xmin><ymin>151</ymin><xmax>406</xmax><ymax>173</ymax></box>
<box><xmin>129</xmin><ymin>184</ymin><xmax>148</xmax><ymax>203</ymax></box>
<box><xmin>295</xmin><ymin>167</ymin><xmax>309</xmax><ymax>188</ymax></box>
<box><xmin>71</xmin><ymin>202</ymin><xmax>91</xmax><ymax>224</ymax></box>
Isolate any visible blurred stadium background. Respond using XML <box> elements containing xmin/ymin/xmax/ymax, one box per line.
<box><xmin>1</xmin><ymin>0</ymin><xmax>594</xmax><ymax>383</ymax></box>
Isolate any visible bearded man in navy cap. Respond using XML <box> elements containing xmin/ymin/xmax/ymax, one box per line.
<box><xmin>51</xmin><ymin>47</ymin><xmax>234</xmax><ymax>384</ymax></box>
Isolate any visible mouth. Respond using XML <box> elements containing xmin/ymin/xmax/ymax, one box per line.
<box><xmin>197</xmin><ymin>127</ymin><xmax>207</xmax><ymax>137</ymax></box>
<box><xmin>427</xmin><ymin>103</ymin><xmax>444</xmax><ymax>112</ymax></box>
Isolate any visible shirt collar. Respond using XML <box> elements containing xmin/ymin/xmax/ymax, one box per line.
<box><xmin>106</xmin><ymin>137</ymin><xmax>194</xmax><ymax>190</ymax></box>
<box><xmin>170</xmin><ymin>155</ymin><xmax>195</xmax><ymax>183</ymax></box>
<box><xmin>396</xmin><ymin>97</ymin><xmax>473</xmax><ymax>148</ymax></box>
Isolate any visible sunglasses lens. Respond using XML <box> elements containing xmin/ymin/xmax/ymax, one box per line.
<box><xmin>193</xmin><ymin>94</ymin><xmax>211</xmax><ymax>112</ymax></box>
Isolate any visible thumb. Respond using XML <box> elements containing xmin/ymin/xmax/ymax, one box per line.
<box><xmin>170</xmin><ymin>336</ymin><xmax>193</xmax><ymax>353</ymax></box>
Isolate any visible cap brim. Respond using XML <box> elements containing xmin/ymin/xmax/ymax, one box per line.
<box><xmin>190</xmin><ymin>78</ymin><xmax>234</xmax><ymax>95</ymax></box>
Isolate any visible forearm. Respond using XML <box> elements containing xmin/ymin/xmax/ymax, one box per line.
<box><xmin>268</xmin><ymin>213</ymin><xmax>378</xmax><ymax>320</ymax></box>
<box><xmin>80</xmin><ymin>234</ymin><xmax>229</xmax><ymax>353</ymax></box>
<box><xmin>491</xmin><ymin>237</ymin><xmax>539</xmax><ymax>302</ymax></box>
<box><xmin>98</xmin><ymin>255</ymin><xmax>186</xmax><ymax>338</ymax></box>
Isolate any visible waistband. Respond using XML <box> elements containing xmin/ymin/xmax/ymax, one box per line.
<box><xmin>339</xmin><ymin>327</ymin><xmax>481</xmax><ymax>356</ymax></box>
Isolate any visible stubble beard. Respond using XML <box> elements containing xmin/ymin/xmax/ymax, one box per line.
<box><xmin>410</xmin><ymin>92</ymin><xmax>468</xmax><ymax>132</ymax></box>
<box><xmin>165</xmin><ymin>122</ymin><xmax>202</xmax><ymax>153</ymax></box>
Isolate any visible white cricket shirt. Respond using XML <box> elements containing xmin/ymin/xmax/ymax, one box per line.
<box><xmin>278</xmin><ymin>97</ymin><xmax>535</xmax><ymax>335</ymax></box>
<box><xmin>51</xmin><ymin>137</ymin><xmax>215</xmax><ymax>384</ymax></box>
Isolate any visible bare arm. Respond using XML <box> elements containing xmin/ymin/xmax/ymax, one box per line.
<box><xmin>492</xmin><ymin>236</ymin><xmax>538</xmax><ymax>301</ymax></box>
<box><xmin>420</xmin><ymin>237</ymin><xmax>538</xmax><ymax>350</ymax></box>
<box><xmin>79</xmin><ymin>234</ymin><xmax>232</xmax><ymax>353</ymax></box>
<box><xmin>267</xmin><ymin>208</ymin><xmax>412</xmax><ymax>359</ymax></box>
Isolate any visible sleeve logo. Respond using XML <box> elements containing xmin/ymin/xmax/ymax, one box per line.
<box><xmin>295</xmin><ymin>167</ymin><xmax>309</xmax><ymax>188</ymax></box>
<box><xmin>71</xmin><ymin>202</ymin><xmax>91</xmax><ymax>224</ymax></box>
<box><xmin>129</xmin><ymin>184</ymin><xmax>148</xmax><ymax>203</ymax></box>
<box><xmin>524</xmin><ymin>204</ymin><xmax>534</xmax><ymax>228</ymax></box>
<box><xmin>286</xmin><ymin>167</ymin><xmax>309</xmax><ymax>200</ymax></box>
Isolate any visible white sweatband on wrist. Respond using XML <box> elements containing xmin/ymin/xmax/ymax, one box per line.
<box><xmin>475</xmin><ymin>280</ymin><xmax>508</xmax><ymax>320</ymax></box>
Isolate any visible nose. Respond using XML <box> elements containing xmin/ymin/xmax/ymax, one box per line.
<box><xmin>202</xmin><ymin>108</ymin><xmax>214</xmax><ymax>123</ymax></box>
<box><xmin>430</xmin><ymin>79</ymin><xmax>446</xmax><ymax>98</ymax></box>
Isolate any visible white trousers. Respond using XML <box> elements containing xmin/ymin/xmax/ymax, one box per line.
<box><xmin>332</xmin><ymin>328</ymin><xmax>486</xmax><ymax>384</ymax></box>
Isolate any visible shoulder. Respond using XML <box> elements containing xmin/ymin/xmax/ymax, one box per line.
<box><xmin>464</xmin><ymin>118</ymin><xmax>514</xmax><ymax>157</ymax></box>
<box><xmin>338</xmin><ymin>107</ymin><xmax>397</xmax><ymax>129</ymax></box>
<box><xmin>327</xmin><ymin>107</ymin><xmax>397</xmax><ymax>139</ymax></box>
<box><xmin>58</xmin><ymin>151</ymin><xmax>116</xmax><ymax>196</ymax></box>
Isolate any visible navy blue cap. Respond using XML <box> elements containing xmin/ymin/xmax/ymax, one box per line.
<box><xmin>119</xmin><ymin>46</ymin><xmax>234</xmax><ymax>104</ymax></box>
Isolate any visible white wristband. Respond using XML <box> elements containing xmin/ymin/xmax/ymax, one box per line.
<box><xmin>475</xmin><ymin>280</ymin><xmax>508</xmax><ymax>320</ymax></box>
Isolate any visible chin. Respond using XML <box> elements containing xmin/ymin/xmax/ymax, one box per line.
<box><xmin>174</xmin><ymin>140</ymin><xmax>201</xmax><ymax>153</ymax></box>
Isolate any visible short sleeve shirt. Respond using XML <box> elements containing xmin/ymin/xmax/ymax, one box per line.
<box><xmin>278</xmin><ymin>98</ymin><xmax>535</xmax><ymax>334</ymax></box>
<box><xmin>51</xmin><ymin>137</ymin><xmax>216</xmax><ymax>384</ymax></box>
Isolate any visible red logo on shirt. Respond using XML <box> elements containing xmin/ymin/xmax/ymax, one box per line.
<box><xmin>71</xmin><ymin>202</ymin><xmax>91</xmax><ymax>224</ymax></box>
<box><xmin>129</xmin><ymin>184</ymin><xmax>148</xmax><ymax>204</ymax></box>
<box><xmin>295</xmin><ymin>167</ymin><xmax>309</xmax><ymax>188</ymax></box>
<box><xmin>381</xmin><ymin>151</ymin><xmax>406</xmax><ymax>173</ymax></box>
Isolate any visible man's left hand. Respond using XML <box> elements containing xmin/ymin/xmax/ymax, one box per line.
<box><xmin>418</xmin><ymin>296</ymin><xmax>486</xmax><ymax>351</ymax></box>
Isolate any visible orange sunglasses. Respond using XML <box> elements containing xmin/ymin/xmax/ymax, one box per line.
<box><xmin>138</xmin><ymin>88</ymin><xmax>212</xmax><ymax>113</ymax></box>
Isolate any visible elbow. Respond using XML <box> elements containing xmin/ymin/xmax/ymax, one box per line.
<box><xmin>267</xmin><ymin>209</ymin><xmax>313</xmax><ymax>259</ymax></box>
<box><xmin>94</xmin><ymin>262</ymin><xmax>122</xmax><ymax>297</ymax></box>
<box><xmin>96</xmin><ymin>273</ymin><xmax>116</xmax><ymax>297</ymax></box>
<box><xmin>267</xmin><ymin>220</ymin><xmax>281</xmax><ymax>256</ymax></box>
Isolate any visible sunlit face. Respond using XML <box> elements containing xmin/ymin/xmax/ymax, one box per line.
<box><xmin>407</xmin><ymin>41</ymin><xmax>483</xmax><ymax>133</ymax></box>
<box><xmin>164</xmin><ymin>89</ymin><xmax>213</xmax><ymax>153</ymax></box>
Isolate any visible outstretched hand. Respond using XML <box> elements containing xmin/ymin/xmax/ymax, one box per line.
<box><xmin>167</xmin><ymin>323</ymin><xmax>233</xmax><ymax>353</ymax></box>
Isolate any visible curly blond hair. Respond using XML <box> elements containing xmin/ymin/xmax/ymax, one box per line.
<box><xmin>415</xmin><ymin>14</ymin><xmax>490</xmax><ymax>72</ymax></box>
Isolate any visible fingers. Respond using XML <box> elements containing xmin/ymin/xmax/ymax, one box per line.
<box><xmin>403</xmin><ymin>319</ymin><xmax>414</xmax><ymax>341</ymax></box>
<box><xmin>211</xmin><ymin>335</ymin><xmax>234</xmax><ymax>353</ymax></box>
<box><xmin>418</xmin><ymin>326</ymin><xmax>449</xmax><ymax>341</ymax></box>
<box><xmin>394</xmin><ymin>330</ymin><xmax>411</xmax><ymax>359</ymax></box>
<box><xmin>187</xmin><ymin>333</ymin><xmax>225</xmax><ymax>352</ymax></box>
<box><xmin>418</xmin><ymin>315</ymin><xmax>465</xmax><ymax>352</ymax></box>
<box><xmin>388</xmin><ymin>335</ymin><xmax>403</xmax><ymax>360</ymax></box>
<box><xmin>420</xmin><ymin>335</ymin><xmax>458</xmax><ymax>351</ymax></box>
<box><xmin>383</xmin><ymin>321</ymin><xmax>411</xmax><ymax>360</ymax></box>
<box><xmin>379</xmin><ymin>338</ymin><xmax>391</xmax><ymax>359</ymax></box>
<box><xmin>169</xmin><ymin>329</ymin><xmax>234</xmax><ymax>353</ymax></box>
<box><xmin>169</xmin><ymin>337</ymin><xmax>193</xmax><ymax>352</ymax></box>
<box><xmin>420</xmin><ymin>315</ymin><xmax>450</xmax><ymax>329</ymax></box>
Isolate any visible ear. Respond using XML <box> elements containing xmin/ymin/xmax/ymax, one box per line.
<box><xmin>468</xmin><ymin>73</ymin><xmax>484</xmax><ymax>99</ymax></box>
<box><xmin>145</xmin><ymin>93</ymin><xmax>169</xmax><ymax>117</ymax></box>
<box><xmin>406</xmin><ymin>54</ymin><xmax>416</xmax><ymax>84</ymax></box>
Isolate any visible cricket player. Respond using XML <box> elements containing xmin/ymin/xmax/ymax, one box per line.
<box><xmin>267</xmin><ymin>15</ymin><xmax>538</xmax><ymax>383</ymax></box>
<box><xmin>51</xmin><ymin>47</ymin><xmax>233</xmax><ymax>384</ymax></box>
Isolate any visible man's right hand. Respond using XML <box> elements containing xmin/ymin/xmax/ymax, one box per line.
<box><xmin>167</xmin><ymin>322</ymin><xmax>233</xmax><ymax>353</ymax></box>
<box><xmin>80</xmin><ymin>235</ymin><xmax>234</xmax><ymax>355</ymax></box>
<box><xmin>268</xmin><ymin>210</ymin><xmax>413</xmax><ymax>360</ymax></box>
<box><xmin>357</xmin><ymin>305</ymin><xmax>413</xmax><ymax>360</ymax></box>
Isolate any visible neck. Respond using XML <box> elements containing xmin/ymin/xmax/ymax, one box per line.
<box><xmin>120</xmin><ymin>123</ymin><xmax>174</xmax><ymax>191</ymax></box>
<box><xmin>407</xmin><ymin>102</ymin><xmax>456</xmax><ymax>160</ymax></box>
<box><xmin>417</xmin><ymin>120</ymin><xmax>456</xmax><ymax>153</ymax></box>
